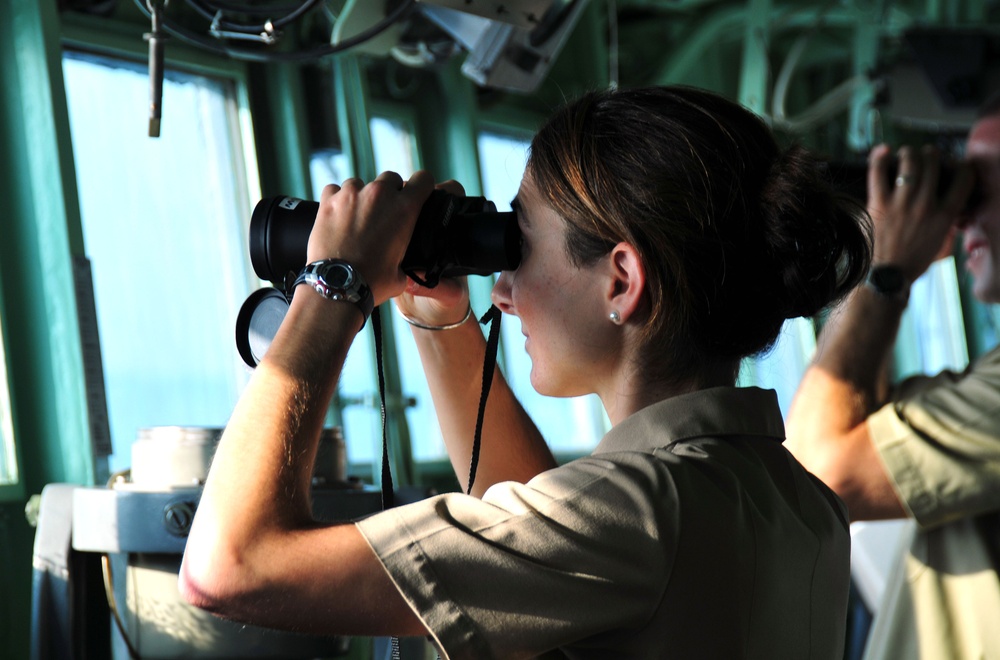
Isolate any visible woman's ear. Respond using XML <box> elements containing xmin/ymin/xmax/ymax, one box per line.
<box><xmin>607</xmin><ymin>242</ymin><xmax>646</xmax><ymax>322</ymax></box>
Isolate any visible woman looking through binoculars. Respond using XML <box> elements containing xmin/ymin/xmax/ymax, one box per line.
<box><xmin>181</xmin><ymin>85</ymin><xmax>871</xmax><ymax>659</ymax></box>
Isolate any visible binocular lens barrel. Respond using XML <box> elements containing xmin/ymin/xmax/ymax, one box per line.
<box><xmin>249</xmin><ymin>192</ymin><xmax>521</xmax><ymax>285</ymax></box>
<box><xmin>250</xmin><ymin>196</ymin><xmax>316</xmax><ymax>284</ymax></box>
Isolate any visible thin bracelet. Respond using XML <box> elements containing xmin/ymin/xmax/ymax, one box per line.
<box><xmin>400</xmin><ymin>305</ymin><xmax>473</xmax><ymax>331</ymax></box>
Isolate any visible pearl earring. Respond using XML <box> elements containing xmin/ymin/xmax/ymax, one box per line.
<box><xmin>609</xmin><ymin>311</ymin><xmax>621</xmax><ymax>324</ymax></box>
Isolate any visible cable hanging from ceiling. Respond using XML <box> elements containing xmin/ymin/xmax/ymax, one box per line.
<box><xmin>132</xmin><ymin>0</ymin><xmax>417</xmax><ymax>62</ymax></box>
<box><xmin>134</xmin><ymin>0</ymin><xmax>417</xmax><ymax>137</ymax></box>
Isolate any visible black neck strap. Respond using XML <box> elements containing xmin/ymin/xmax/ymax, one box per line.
<box><xmin>372</xmin><ymin>304</ymin><xmax>503</xmax><ymax>505</ymax></box>
<box><xmin>371</xmin><ymin>307</ymin><xmax>395</xmax><ymax>510</ymax></box>
<box><xmin>468</xmin><ymin>304</ymin><xmax>502</xmax><ymax>494</ymax></box>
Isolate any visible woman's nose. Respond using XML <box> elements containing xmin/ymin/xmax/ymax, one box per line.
<box><xmin>491</xmin><ymin>271</ymin><xmax>514</xmax><ymax>314</ymax></box>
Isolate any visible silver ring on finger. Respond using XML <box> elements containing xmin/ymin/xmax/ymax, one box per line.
<box><xmin>895</xmin><ymin>174</ymin><xmax>916</xmax><ymax>187</ymax></box>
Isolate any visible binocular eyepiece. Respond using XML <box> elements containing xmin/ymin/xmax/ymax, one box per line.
<box><xmin>236</xmin><ymin>189</ymin><xmax>520</xmax><ymax>367</ymax></box>
<box><xmin>250</xmin><ymin>190</ymin><xmax>520</xmax><ymax>288</ymax></box>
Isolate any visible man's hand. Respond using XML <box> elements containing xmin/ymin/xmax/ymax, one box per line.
<box><xmin>868</xmin><ymin>144</ymin><xmax>975</xmax><ymax>282</ymax></box>
<box><xmin>785</xmin><ymin>142</ymin><xmax>974</xmax><ymax>521</ymax></box>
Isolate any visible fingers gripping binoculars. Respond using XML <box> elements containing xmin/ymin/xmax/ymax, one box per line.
<box><xmin>236</xmin><ymin>190</ymin><xmax>520</xmax><ymax>367</ymax></box>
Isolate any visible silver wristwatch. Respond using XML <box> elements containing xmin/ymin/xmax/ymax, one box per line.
<box><xmin>293</xmin><ymin>259</ymin><xmax>374</xmax><ymax>327</ymax></box>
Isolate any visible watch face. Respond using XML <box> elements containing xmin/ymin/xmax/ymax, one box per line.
<box><xmin>294</xmin><ymin>260</ymin><xmax>374</xmax><ymax>325</ymax></box>
<box><xmin>871</xmin><ymin>266</ymin><xmax>904</xmax><ymax>294</ymax></box>
<box><xmin>320</xmin><ymin>261</ymin><xmax>354</xmax><ymax>290</ymax></box>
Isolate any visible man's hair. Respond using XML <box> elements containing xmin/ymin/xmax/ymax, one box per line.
<box><xmin>977</xmin><ymin>90</ymin><xmax>1000</xmax><ymax>119</ymax></box>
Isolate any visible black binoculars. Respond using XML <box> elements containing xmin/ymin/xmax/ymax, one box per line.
<box><xmin>833</xmin><ymin>157</ymin><xmax>983</xmax><ymax>214</ymax></box>
<box><xmin>250</xmin><ymin>190</ymin><xmax>520</xmax><ymax>288</ymax></box>
<box><xmin>236</xmin><ymin>190</ymin><xmax>520</xmax><ymax>367</ymax></box>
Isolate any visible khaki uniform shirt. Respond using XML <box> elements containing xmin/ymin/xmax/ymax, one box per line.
<box><xmin>357</xmin><ymin>387</ymin><xmax>851</xmax><ymax>659</ymax></box>
<box><xmin>864</xmin><ymin>347</ymin><xmax>1000</xmax><ymax>660</ymax></box>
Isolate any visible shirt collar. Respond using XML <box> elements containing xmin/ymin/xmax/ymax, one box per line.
<box><xmin>594</xmin><ymin>386</ymin><xmax>785</xmax><ymax>455</ymax></box>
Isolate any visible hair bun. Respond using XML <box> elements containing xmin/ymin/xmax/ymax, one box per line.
<box><xmin>695</xmin><ymin>145</ymin><xmax>871</xmax><ymax>359</ymax></box>
<box><xmin>759</xmin><ymin>145</ymin><xmax>871</xmax><ymax>320</ymax></box>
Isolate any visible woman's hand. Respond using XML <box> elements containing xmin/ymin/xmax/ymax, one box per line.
<box><xmin>394</xmin><ymin>179</ymin><xmax>474</xmax><ymax>327</ymax></box>
<box><xmin>397</xmin><ymin>276</ymin><xmax>472</xmax><ymax>326</ymax></box>
<box><xmin>867</xmin><ymin>144</ymin><xmax>975</xmax><ymax>281</ymax></box>
<box><xmin>306</xmin><ymin>170</ymin><xmax>435</xmax><ymax>305</ymax></box>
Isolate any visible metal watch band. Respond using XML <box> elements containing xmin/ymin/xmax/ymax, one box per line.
<box><xmin>293</xmin><ymin>259</ymin><xmax>374</xmax><ymax>327</ymax></box>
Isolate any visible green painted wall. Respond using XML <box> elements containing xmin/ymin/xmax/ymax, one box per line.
<box><xmin>1</xmin><ymin>1</ymin><xmax>97</xmax><ymax>656</ymax></box>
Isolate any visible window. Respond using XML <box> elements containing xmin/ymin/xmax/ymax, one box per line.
<box><xmin>896</xmin><ymin>257</ymin><xmax>969</xmax><ymax>378</ymax></box>
<box><xmin>62</xmin><ymin>51</ymin><xmax>257</xmax><ymax>473</ymax></box>
<box><xmin>308</xmin><ymin>147</ymin><xmax>387</xmax><ymax>466</ymax></box>
<box><xmin>740</xmin><ymin>318</ymin><xmax>818</xmax><ymax>417</ymax></box>
<box><xmin>370</xmin><ymin>116</ymin><xmax>445</xmax><ymax>461</ymax></box>
<box><xmin>0</xmin><ymin>307</ymin><xmax>18</xmax><ymax>491</ymax></box>
<box><xmin>309</xmin><ymin>116</ymin><xmax>429</xmax><ymax>466</ymax></box>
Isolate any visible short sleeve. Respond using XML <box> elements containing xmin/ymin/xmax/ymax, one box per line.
<box><xmin>355</xmin><ymin>453</ymin><xmax>680</xmax><ymax>660</ymax></box>
<box><xmin>868</xmin><ymin>349</ymin><xmax>1000</xmax><ymax>528</ymax></box>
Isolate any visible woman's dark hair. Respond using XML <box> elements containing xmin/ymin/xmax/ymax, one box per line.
<box><xmin>528</xmin><ymin>85</ymin><xmax>872</xmax><ymax>386</ymax></box>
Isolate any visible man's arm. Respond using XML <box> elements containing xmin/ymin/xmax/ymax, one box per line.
<box><xmin>785</xmin><ymin>286</ymin><xmax>908</xmax><ymax>520</ymax></box>
<box><xmin>786</xmin><ymin>144</ymin><xmax>974</xmax><ymax>521</ymax></box>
